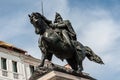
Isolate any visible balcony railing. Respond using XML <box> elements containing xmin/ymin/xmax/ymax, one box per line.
<box><xmin>2</xmin><ymin>70</ymin><xmax>8</xmax><ymax>77</ymax></box>
<box><xmin>1</xmin><ymin>69</ymin><xmax>19</xmax><ymax>79</ymax></box>
<box><xmin>13</xmin><ymin>73</ymin><xmax>19</xmax><ymax>79</ymax></box>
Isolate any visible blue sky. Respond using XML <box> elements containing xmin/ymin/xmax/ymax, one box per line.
<box><xmin>0</xmin><ymin>0</ymin><xmax>120</xmax><ymax>80</ymax></box>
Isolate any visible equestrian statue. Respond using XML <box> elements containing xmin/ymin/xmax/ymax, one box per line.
<box><xmin>28</xmin><ymin>12</ymin><xmax>104</xmax><ymax>72</ymax></box>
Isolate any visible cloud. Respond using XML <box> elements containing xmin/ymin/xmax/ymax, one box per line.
<box><xmin>0</xmin><ymin>14</ymin><xmax>26</xmax><ymax>40</ymax></box>
<box><xmin>81</xmin><ymin>18</ymin><xmax>119</xmax><ymax>52</ymax></box>
<box><xmin>64</xmin><ymin>4</ymin><xmax>120</xmax><ymax>80</ymax></box>
<box><xmin>0</xmin><ymin>0</ymin><xmax>120</xmax><ymax>80</ymax></box>
<box><xmin>30</xmin><ymin>0</ymin><xmax>69</xmax><ymax>20</ymax></box>
<box><xmin>0</xmin><ymin>0</ymin><xmax>69</xmax><ymax>59</ymax></box>
<box><xmin>67</xmin><ymin>8</ymin><xmax>119</xmax><ymax>51</ymax></box>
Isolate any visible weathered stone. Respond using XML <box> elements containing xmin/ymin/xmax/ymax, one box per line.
<box><xmin>29</xmin><ymin>62</ymin><xmax>96</xmax><ymax>80</ymax></box>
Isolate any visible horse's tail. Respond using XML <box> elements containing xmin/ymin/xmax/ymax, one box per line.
<box><xmin>85</xmin><ymin>46</ymin><xmax>104</xmax><ymax>64</ymax></box>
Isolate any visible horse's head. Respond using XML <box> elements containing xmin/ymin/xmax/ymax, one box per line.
<box><xmin>28</xmin><ymin>12</ymin><xmax>48</xmax><ymax>35</ymax></box>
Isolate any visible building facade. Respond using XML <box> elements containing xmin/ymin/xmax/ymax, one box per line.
<box><xmin>0</xmin><ymin>41</ymin><xmax>40</xmax><ymax>80</ymax></box>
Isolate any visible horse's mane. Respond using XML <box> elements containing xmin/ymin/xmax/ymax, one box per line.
<box><xmin>35</xmin><ymin>12</ymin><xmax>52</xmax><ymax>25</ymax></box>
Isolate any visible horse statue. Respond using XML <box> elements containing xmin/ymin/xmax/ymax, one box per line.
<box><xmin>28</xmin><ymin>12</ymin><xmax>104</xmax><ymax>72</ymax></box>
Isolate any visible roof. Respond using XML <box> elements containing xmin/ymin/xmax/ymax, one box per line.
<box><xmin>0</xmin><ymin>41</ymin><xmax>27</xmax><ymax>54</ymax></box>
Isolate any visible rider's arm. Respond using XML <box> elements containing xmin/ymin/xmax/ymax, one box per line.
<box><xmin>49</xmin><ymin>23</ymin><xmax>66</xmax><ymax>29</ymax></box>
<box><xmin>57</xmin><ymin>23</ymin><xmax>66</xmax><ymax>28</ymax></box>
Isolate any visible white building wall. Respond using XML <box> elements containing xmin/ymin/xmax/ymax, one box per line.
<box><xmin>0</xmin><ymin>47</ymin><xmax>40</xmax><ymax>80</ymax></box>
<box><xmin>0</xmin><ymin>51</ymin><xmax>22</xmax><ymax>80</ymax></box>
<box><xmin>7</xmin><ymin>59</ymin><xmax>13</xmax><ymax>80</ymax></box>
<box><xmin>0</xmin><ymin>56</ymin><xmax>1</xmax><ymax>76</ymax></box>
<box><xmin>17</xmin><ymin>62</ymin><xmax>23</xmax><ymax>80</ymax></box>
<box><xmin>25</xmin><ymin>63</ymin><xmax>31</xmax><ymax>80</ymax></box>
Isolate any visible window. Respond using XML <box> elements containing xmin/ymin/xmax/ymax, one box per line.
<box><xmin>29</xmin><ymin>65</ymin><xmax>34</xmax><ymax>75</ymax></box>
<box><xmin>1</xmin><ymin>58</ymin><xmax>8</xmax><ymax>77</ymax></box>
<box><xmin>1</xmin><ymin>58</ymin><xmax>7</xmax><ymax>70</ymax></box>
<box><xmin>12</xmin><ymin>61</ymin><xmax>17</xmax><ymax>73</ymax></box>
<box><xmin>12</xmin><ymin>61</ymin><xmax>18</xmax><ymax>79</ymax></box>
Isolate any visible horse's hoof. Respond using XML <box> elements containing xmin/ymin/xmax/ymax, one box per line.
<box><xmin>76</xmin><ymin>70</ymin><xmax>81</xmax><ymax>74</ymax></box>
<box><xmin>38</xmin><ymin>64</ymin><xmax>44</xmax><ymax>68</ymax></box>
<box><xmin>76</xmin><ymin>68</ymin><xmax>83</xmax><ymax>73</ymax></box>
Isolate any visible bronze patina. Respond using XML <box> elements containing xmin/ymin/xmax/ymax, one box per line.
<box><xmin>28</xmin><ymin>12</ymin><xmax>104</xmax><ymax>72</ymax></box>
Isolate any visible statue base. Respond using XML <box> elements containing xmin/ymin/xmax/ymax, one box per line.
<box><xmin>29</xmin><ymin>61</ymin><xmax>96</xmax><ymax>80</ymax></box>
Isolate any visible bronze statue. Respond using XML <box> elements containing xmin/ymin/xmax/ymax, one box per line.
<box><xmin>53</xmin><ymin>13</ymin><xmax>76</xmax><ymax>40</ymax></box>
<box><xmin>28</xmin><ymin>12</ymin><xmax>104</xmax><ymax>72</ymax></box>
<box><xmin>50</xmin><ymin>12</ymin><xmax>77</xmax><ymax>48</ymax></box>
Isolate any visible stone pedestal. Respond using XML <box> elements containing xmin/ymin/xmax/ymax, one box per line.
<box><xmin>29</xmin><ymin>62</ymin><xmax>96</xmax><ymax>80</ymax></box>
<box><xmin>37</xmin><ymin>71</ymin><xmax>91</xmax><ymax>80</ymax></box>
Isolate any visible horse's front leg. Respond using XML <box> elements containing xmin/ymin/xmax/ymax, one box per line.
<box><xmin>38</xmin><ymin>53</ymin><xmax>47</xmax><ymax>67</ymax></box>
<box><xmin>38</xmin><ymin>40</ymin><xmax>47</xmax><ymax>67</ymax></box>
<box><xmin>38</xmin><ymin>36</ymin><xmax>46</xmax><ymax>67</ymax></box>
<box><xmin>38</xmin><ymin>52</ymin><xmax>53</xmax><ymax>67</ymax></box>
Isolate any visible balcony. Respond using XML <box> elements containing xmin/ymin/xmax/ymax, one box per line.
<box><xmin>2</xmin><ymin>70</ymin><xmax>8</xmax><ymax>77</ymax></box>
<box><xmin>13</xmin><ymin>73</ymin><xmax>19</xmax><ymax>79</ymax></box>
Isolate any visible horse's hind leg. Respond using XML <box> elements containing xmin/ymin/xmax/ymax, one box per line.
<box><xmin>45</xmin><ymin>52</ymin><xmax>53</xmax><ymax>61</ymax></box>
<box><xmin>75</xmin><ymin>51</ymin><xmax>84</xmax><ymax>72</ymax></box>
<box><xmin>74</xmin><ymin>41</ymin><xmax>85</xmax><ymax>72</ymax></box>
<box><xmin>66</xmin><ymin>57</ymin><xmax>78</xmax><ymax>71</ymax></box>
<box><xmin>66</xmin><ymin>57</ymin><xmax>83</xmax><ymax>72</ymax></box>
<box><xmin>77</xmin><ymin>60</ymin><xmax>83</xmax><ymax>72</ymax></box>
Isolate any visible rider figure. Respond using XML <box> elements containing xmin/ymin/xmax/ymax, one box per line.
<box><xmin>51</xmin><ymin>13</ymin><xmax>84</xmax><ymax>71</ymax></box>
<box><xmin>54</xmin><ymin>12</ymin><xmax>77</xmax><ymax>41</ymax></box>
<box><xmin>51</xmin><ymin>12</ymin><xmax>77</xmax><ymax>45</ymax></box>
<box><xmin>38</xmin><ymin>12</ymin><xmax>77</xmax><ymax>46</ymax></box>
